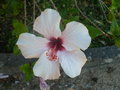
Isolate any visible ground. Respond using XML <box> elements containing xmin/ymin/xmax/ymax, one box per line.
<box><xmin>0</xmin><ymin>46</ymin><xmax>120</xmax><ymax>90</ymax></box>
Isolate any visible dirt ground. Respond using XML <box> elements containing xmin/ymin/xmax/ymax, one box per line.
<box><xmin>0</xmin><ymin>46</ymin><xmax>120</xmax><ymax>90</ymax></box>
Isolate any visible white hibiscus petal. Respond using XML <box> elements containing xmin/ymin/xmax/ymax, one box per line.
<box><xmin>33</xmin><ymin>51</ymin><xmax>60</xmax><ymax>80</ymax></box>
<box><xmin>62</xmin><ymin>21</ymin><xmax>91</xmax><ymax>51</ymax></box>
<box><xmin>16</xmin><ymin>33</ymin><xmax>49</xmax><ymax>58</ymax></box>
<box><xmin>33</xmin><ymin>9</ymin><xmax>61</xmax><ymax>39</ymax></box>
<box><xmin>58</xmin><ymin>50</ymin><xmax>87</xmax><ymax>78</ymax></box>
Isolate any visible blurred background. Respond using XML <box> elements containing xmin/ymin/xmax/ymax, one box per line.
<box><xmin>0</xmin><ymin>0</ymin><xmax>120</xmax><ymax>90</ymax></box>
<box><xmin>0</xmin><ymin>0</ymin><xmax>120</xmax><ymax>54</ymax></box>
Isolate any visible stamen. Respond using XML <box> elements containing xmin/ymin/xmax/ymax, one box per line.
<box><xmin>46</xmin><ymin>49</ymin><xmax>58</xmax><ymax>61</ymax></box>
<box><xmin>47</xmin><ymin>37</ymin><xmax>64</xmax><ymax>61</ymax></box>
<box><xmin>46</xmin><ymin>52</ymin><xmax>49</xmax><ymax>56</ymax></box>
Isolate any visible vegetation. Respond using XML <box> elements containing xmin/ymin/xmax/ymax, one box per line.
<box><xmin>0</xmin><ymin>0</ymin><xmax>119</xmax><ymax>81</ymax></box>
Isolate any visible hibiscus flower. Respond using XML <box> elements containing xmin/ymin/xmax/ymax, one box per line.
<box><xmin>16</xmin><ymin>9</ymin><xmax>91</xmax><ymax>80</ymax></box>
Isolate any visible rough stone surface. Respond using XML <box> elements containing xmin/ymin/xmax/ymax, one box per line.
<box><xmin>0</xmin><ymin>46</ymin><xmax>120</xmax><ymax>90</ymax></box>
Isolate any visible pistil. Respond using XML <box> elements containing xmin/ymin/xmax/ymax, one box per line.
<box><xmin>47</xmin><ymin>37</ymin><xmax>64</xmax><ymax>61</ymax></box>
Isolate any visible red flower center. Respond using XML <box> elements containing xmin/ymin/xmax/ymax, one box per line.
<box><xmin>47</xmin><ymin>37</ymin><xmax>65</xmax><ymax>61</ymax></box>
<box><xmin>48</xmin><ymin>37</ymin><xmax>64</xmax><ymax>51</ymax></box>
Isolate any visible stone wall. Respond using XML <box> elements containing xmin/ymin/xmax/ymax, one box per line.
<box><xmin>0</xmin><ymin>46</ymin><xmax>120</xmax><ymax>90</ymax></box>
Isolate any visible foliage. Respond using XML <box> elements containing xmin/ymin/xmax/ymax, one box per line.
<box><xmin>11</xmin><ymin>20</ymin><xmax>28</xmax><ymax>55</ymax></box>
<box><xmin>0</xmin><ymin>0</ymin><xmax>120</xmax><ymax>81</ymax></box>
<box><xmin>12</xmin><ymin>20</ymin><xmax>28</xmax><ymax>38</ymax></box>
<box><xmin>0</xmin><ymin>0</ymin><xmax>23</xmax><ymax>16</ymax></box>
<box><xmin>109</xmin><ymin>0</ymin><xmax>120</xmax><ymax>47</ymax></box>
<box><xmin>111</xmin><ymin>0</ymin><xmax>120</xmax><ymax>10</ymax></box>
<box><xmin>6</xmin><ymin>0</ymin><xmax>23</xmax><ymax>16</ymax></box>
<box><xmin>1</xmin><ymin>0</ymin><xmax>120</xmax><ymax>52</ymax></box>
<box><xmin>0</xmin><ymin>0</ymin><xmax>24</xmax><ymax>53</ymax></box>
<box><xmin>115</xmin><ymin>37</ymin><xmax>120</xmax><ymax>47</ymax></box>
<box><xmin>86</xmin><ymin>25</ymin><xmax>102</xmax><ymax>39</ymax></box>
<box><xmin>20</xmin><ymin>63</ymin><xmax>34</xmax><ymax>81</ymax></box>
<box><xmin>110</xmin><ymin>19</ymin><xmax>120</xmax><ymax>36</ymax></box>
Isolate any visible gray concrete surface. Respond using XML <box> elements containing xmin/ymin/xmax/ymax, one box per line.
<box><xmin>0</xmin><ymin>46</ymin><xmax>120</xmax><ymax>90</ymax></box>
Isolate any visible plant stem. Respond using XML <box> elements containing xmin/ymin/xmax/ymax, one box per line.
<box><xmin>39</xmin><ymin>77</ymin><xmax>50</xmax><ymax>90</ymax></box>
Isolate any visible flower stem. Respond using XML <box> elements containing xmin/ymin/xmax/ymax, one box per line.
<box><xmin>39</xmin><ymin>77</ymin><xmax>50</xmax><ymax>90</ymax></box>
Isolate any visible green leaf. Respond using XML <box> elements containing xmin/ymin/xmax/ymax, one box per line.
<box><xmin>5</xmin><ymin>0</ymin><xmax>23</xmax><ymax>16</ymax></box>
<box><xmin>111</xmin><ymin>0</ymin><xmax>120</xmax><ymax>10</ymax></box>
<box><xmin>86</xmin><ymin>25</ymin><xmax>102</xmax><ymax>39</ymax></box>
<box><xmin>63</xmin><ymin>16</ymin><xmax>79</xmax><ymax>25</ymax></box>
<box><xmin>115</xmin><ymin>37</ymin><xmax>120</xmax><ymax>47</ymax></box>
<box><xmin>110</xmin><ymin>20</ymin><xmax>120</xmax><ymax>36</ymax></box>
<box><xmin>12</xmin><ymin>20</ymin><xmax>28</xmax><ymax>38</ymax></box>
<box><xmin>20</xmin><ymin>63</ymin><xmax>34</xmax><ymax>81</ymax></box>
<box><xmin>108</xmin><ymin>12</ymin><xmax>115</xmax><ymax>21</ymax></box>
<box><xmin>13</xmin><ymin>45</ymin><xmax>20</xmax><ymax>55</ymax></box>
